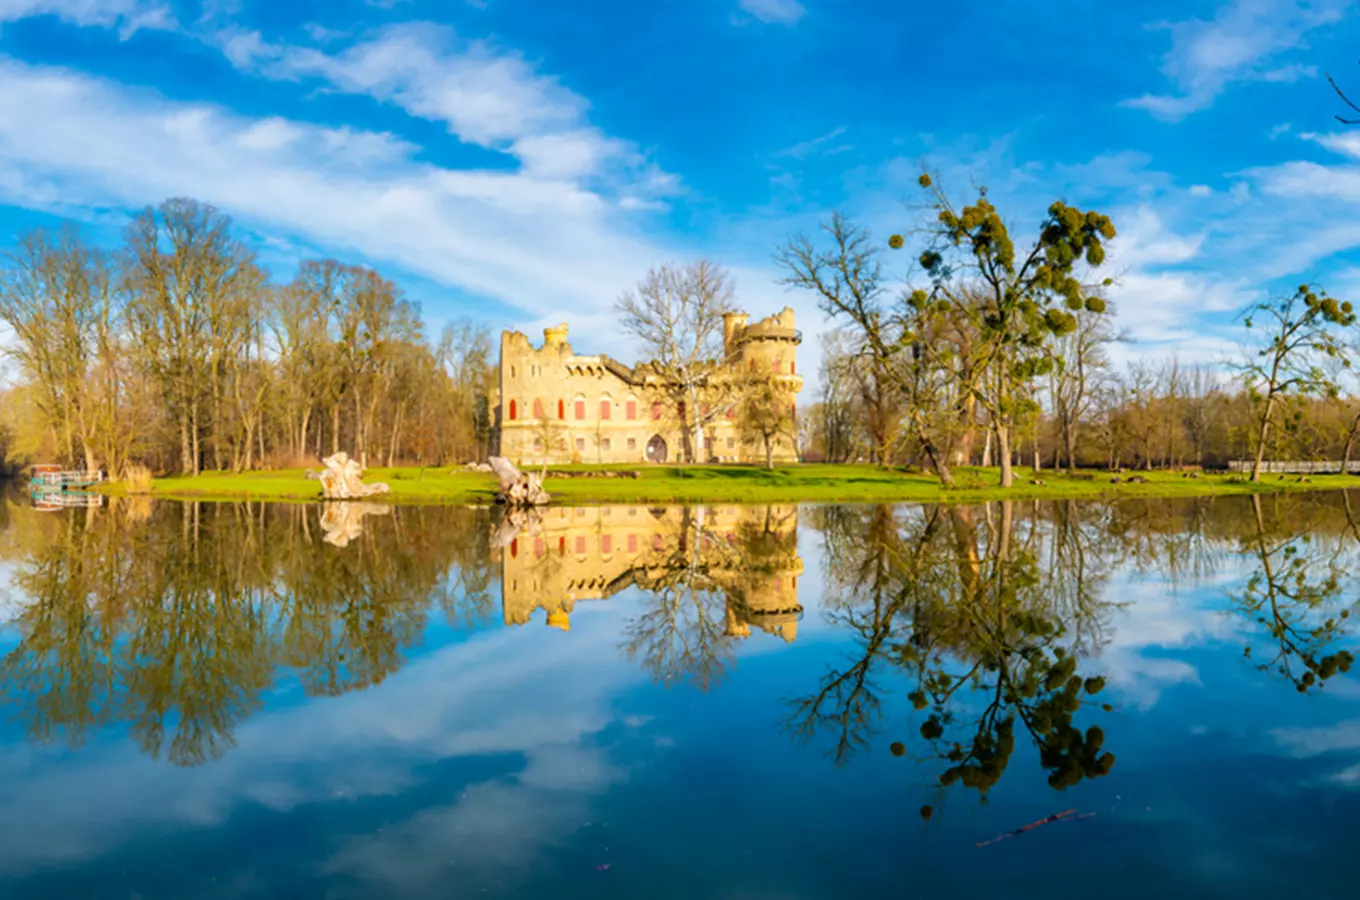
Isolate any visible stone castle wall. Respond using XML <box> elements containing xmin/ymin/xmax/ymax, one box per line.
<box><xmin>496</xmin><ymin>308</ymin><xmax>802</xmax><ymax>466</ymax></box>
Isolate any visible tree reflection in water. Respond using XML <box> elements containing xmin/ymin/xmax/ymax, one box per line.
<box><xmin>0</xmin><ymin>499</ymin><xmax>496</xmax><ymax>766</ymax></box>
<box><xmin>0</xmin><ymin>490</ymin><xmax>1355</xmax><ymax>795</ymax></box>
<box><xmin>790</xmin><ymin>493</ymin><xmax>1360</xmax><ymax>812</ymax></box>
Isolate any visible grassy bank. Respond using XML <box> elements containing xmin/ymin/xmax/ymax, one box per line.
<box><xmin>95</xmin><ymin>463</ymin><xmax>1360</xmax><ymax>506</ymax></box>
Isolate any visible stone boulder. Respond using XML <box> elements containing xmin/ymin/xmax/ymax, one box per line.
<box><xmin>488</xmin><ymin>456</ymin><xmax>550</xmax><ymax>507</ymax></box>
<box><xmin>311</xmin><ymin>452</ymin><xmax>391</xmax><ymax>500</ymax></box>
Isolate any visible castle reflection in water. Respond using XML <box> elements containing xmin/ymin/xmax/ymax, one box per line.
<box><xmin>498</xmin><ymin>504</ymin><xmax>804</xmax><ymax>642</ymax></box>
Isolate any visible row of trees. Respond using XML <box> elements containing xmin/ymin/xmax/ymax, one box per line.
<box><xmin>789</xmin><ymin>175</ymin><xmax>1358</xmax><ymax>483</ymax></box>
<box><xmin>805</xmin><ymin>342</ymin><xmax>1360</xmax><ymax>473</ymax></box>
<box><xmin>0</xmin><ymin>198</ymin><xmax>496</xmax><ymax>476</ymax></box>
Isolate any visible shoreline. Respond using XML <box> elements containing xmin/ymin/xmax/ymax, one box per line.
<box><xmin>83</xmin><ymin>464</ymin><xmax>1360</xmax><ymax>506</ymax></box>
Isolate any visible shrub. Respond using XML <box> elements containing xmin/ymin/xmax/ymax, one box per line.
<box><xmin>123</xmin><ymin>463</ymin><xmax>153</xmax><ymax>495</ymax></box>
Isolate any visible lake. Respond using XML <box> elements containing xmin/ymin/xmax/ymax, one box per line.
<box><xmin>0</xmin><ymin>492</ymin><xmax>1357</xmax><ymax>899</ymax></box>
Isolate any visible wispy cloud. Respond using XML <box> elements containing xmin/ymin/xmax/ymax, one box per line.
<box><xmin>0</xmin><ymin>57</ymin><xmax>669</xmax><ymax>329</ymax></box>
<box><xmin>1123</xmin><ymin>0</ymin><xmax>1347</xmax><ymax>122</ymax></box>
<box><xmin>736</xmin><ymin>0</ymin><xmax>806</xmax><ymax>26</ymax></box>
<box><xmin>0</xmin><ymin>0</ymin><xmax>173</xmax><ymax>36</ymax></box>
<box><xmin>774</xmin><ymin>125</ymin><xmax>850</xmax><ymax>160</ymax></box>
<box><xmin>215</xmin><ymin>22</ymin><xmax>678</xmax><ymax>201</ymax></box>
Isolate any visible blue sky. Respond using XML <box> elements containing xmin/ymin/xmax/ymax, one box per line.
<box><xmin>3</xmin><ymin>0</ymin><xmax>1360</xmax><ymax>375</ymax></box>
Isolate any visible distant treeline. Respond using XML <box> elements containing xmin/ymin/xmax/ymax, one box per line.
<box><xmin>802</xmin><ymin>341</ymin><xmax>1360</xmax><ymax>471</ymax></box>
<box><xmin>0</xmin><ymin>198</ymin><xmax>496</xmax><ymax>475</ymax></box>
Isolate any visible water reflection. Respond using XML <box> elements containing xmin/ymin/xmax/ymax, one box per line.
<box><xmin>0</xmin><ymin>491</ymin><xmax>1355</xmax><ymax>802</ymax></box>
<box><xmin>500</xmin><ymin>504</ymin><xmax>802</xmax><ymax>690</ymax></box>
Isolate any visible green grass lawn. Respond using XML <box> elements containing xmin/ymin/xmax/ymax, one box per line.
<box><xmin>98</xmin><ymin>463</ymin><xmax>1360</xmax><ymax>505</ymax></box>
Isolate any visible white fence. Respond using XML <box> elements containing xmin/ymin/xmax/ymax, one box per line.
<box><xmin>1226</xmin><ymin>460</ymin><xmax>1360</xmax><ymax>474</ymax></box>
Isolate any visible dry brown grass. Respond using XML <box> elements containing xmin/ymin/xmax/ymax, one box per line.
<box><xmin>122</xmin><ymin>463</ymin><xmax>153</xmax><ymax>495</ymax></box>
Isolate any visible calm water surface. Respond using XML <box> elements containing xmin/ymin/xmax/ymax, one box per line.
<box><xmin>0</xmin><ymin>491</ymin><xmax>1357</xmax><ymax>899</ymax></box>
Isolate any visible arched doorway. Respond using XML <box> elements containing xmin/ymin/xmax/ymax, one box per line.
<box><xmin>646</xmin><ymin>435</ymin><xmax>668</xmax><ymax>463</ymax></box>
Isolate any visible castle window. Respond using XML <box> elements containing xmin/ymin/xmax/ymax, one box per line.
<box><xmin>533</xmin><ymin>398</ymin><xmax>544</xmax><ymax>418</ymax></box>
<box><xmin>559</xmin><ymin>536</ymin><xmax>567</xmax><ymax>554</ymax></box>
<box><xmin>772</xmin><ymin>359</ymin><xmax>780</xmax><ymax>374</ymax></box>
<box><xmin>510</xmin><ymin>538</ymin><xmax>518</xmax><ymax>558</ymax></box>
<box><xmin>575</xmin><ymin>438</ymin><xmax>585</xmax><ymax>451</ymax></box>
<box><xmin>791</xmin><ymin>361</ymin><xmax>796</xmax><ymax>375</ymax></box>
<box><xmin>508</xmin><ymin>399</ymin><xmax>518</xmax><ymax>420</ymax></box>
<box><xmin>600</xmin><ymin>400</ymin><xmax>611</xmax><ymax>420</ymax></box>
<box><xmin>602</xmin><ymin>438</ymin><xmax>612</xmax><ymax>451</ymax></box>
<box><xmin>749</xmin><ymin>359</ymin><xmax>757</xmax><ymax>372</ymax></box>
<box><xmin>511</xmin><ymin>366</ymin><xmax>516</xmax><ymax>378</ymax></box>
<box><xmin>558</xmin><ymin>399</ymin><xmax>565</xmax><ymax>419</ymax></box>
<box><xmin>702</xmin><ymin>403</ymin><xmax>711</xmax><ymax>416</ymax></box>
<box><xmin>627</xmin><ymin>437</ymin><xmax>636</xmax><ymax>450</ymax></box>
<box><xmin>575</xmin><ymin>400</ymin><xmax>586</xmax><ymax>420</ymax></box>
<box><xmin>727</xmin><ymin>437</ymin><xmax>734</xmax><ymax>449</ymax></box>
<box><xmin>534</xmin><ymin>438</ymin><xmax>544</xmax><ymax>451</ymax></box>
<box><xmin>651</xmin><ymin>402</ymin><xmax>662</xmax><ymax>420</ymax></box>
<box><xmin>628</xmin><ymin>534</ymin><xmax>638</xmax><ymax>553</ymax></box>
<box><xmin>791</xmin><ymin>403</ymin><xmax>797</xmax><ymax>418</ymax></box>
<box><xmin>534</xmin><ymin>538</ymin><xmax>544</xmax><ymax>557</ymax></box>
<box><xmin>601</xmin><ymin>535</ymin><xmax>612</xmax><ymax>554</ymax></box>
<box><xmin>575</xmin><ymin>536</ymin><xmax>586</xmax><ymax>554</ymax></box>
<box><xmin>726</xmin><ymin>407</ymin><xmax>734</xmax><ymax>419</ymax></box>
<box><xmin>626</xmin><ymin>400</ymin><xmax>637</xmax><ymax>420</ymax></box>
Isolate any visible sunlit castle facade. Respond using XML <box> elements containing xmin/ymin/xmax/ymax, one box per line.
<box><xmin>495</xmin><ymin>309</ymin><xmax>803</xmax><ymax>465</ymax></box>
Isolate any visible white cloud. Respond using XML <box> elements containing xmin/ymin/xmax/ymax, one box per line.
<box><xmin>0</xmin><ymin>0</ymin><xmax>172</xmax><ymax>37</ymax></box>
<box><xmin>1123</xmin><ymin>0</ymin><xmax>1347</xmax><ymax>121</ymax></box>
<box><xmin>0</xmin><ymin>56</ymin><xmax>677</xmax><ymax>344</ymax></box>
<box><xmin>737</xmin><ymin>0</ymin><xmax>806</xmax><ymax>26</ymax></box>
<box><xmin>1189</xmin><ymin>184</ymin><xmax>1213</xmax><ymax>197</ymax></box>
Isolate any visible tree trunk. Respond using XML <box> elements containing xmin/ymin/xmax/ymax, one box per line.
<box><xmin>996</xmin><ymin>424</ymin><xmax>1013</xmax><ymax>487</ymax></box>
<box><xmin>1251</xmin><ymin>395</ymin><xmax>1274</xmax><ymax>482</ymax></box>
<box><xmin>1343</xmin><ymin>410</ymin><xmax>1360</xmax><ymax>475</ymax></box>
<box><xmin>764</xmin><ymin>435</ymin><xmax>774</xmax><ymax>470</ymax></box>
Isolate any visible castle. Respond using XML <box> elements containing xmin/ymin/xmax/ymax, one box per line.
<box><xmin>500</xmin><ymin>504</ymin><xmax>804</xmax><ymax>643</ymax></box>
<box><xmin>496</xmin><ymin>308</ymin><xmax>802</xmax><ymax>465</ymax></box>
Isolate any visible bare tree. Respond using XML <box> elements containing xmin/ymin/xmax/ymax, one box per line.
<box><xmin>776</xmin><ymin>213</ymin><xmax>957</xmax><ymax>482</ymax></box>
<box><xmin>616</xmin><ymin>260</ymin><xmax>736</xmax><ymax>462</ymax></box>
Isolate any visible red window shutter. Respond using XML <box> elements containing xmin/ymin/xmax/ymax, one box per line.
<box><xmin>575</xmin><ymin>536</ymin><xmax>586</xmax><ymax>554</ymax></box>
<box><xmin>600</xmin><ymin>400</ymin><xmax>611</xmax><ymax>420</ymax></box>
<box><xmin>627</xmin><ymin>534</ymin><xmax>638</xmax><ymax>553</ymax></box>
<box><xmin>652</xmin><ymin>402</ymin><xmax>662</xmax><ymax>420</ymax></box>
<box><xmin>508</xmin><ymin>400</ymin><xmax>517</xmax><ymax>420</ymax></box>
<box><xmin>575</xmin><ymin>401</ymin><xmax>585</xmax><ymax>420</ymax></box>
<box><xmin>626</xmin><ymin>400</ymin><xmax>637</xmax><ymax>420</ymax></box>
<box><xmin>558</xmin><ymin>399</ymin><xmax>565</xmax><ymax>419</ymax></box>
<box><xmin>601</xmin><ymin>535</ymin><xmax>612</xmax><ymax>553</ymax></box>
<box><xmin>510</xmin><ymin>538</ymin><xmax>518</xmax><ymax>558</ymax></box>
<box><xmin>533</xmin><ymin>398</ymin><xmax>544</xmax><ymax>418</ymax></box>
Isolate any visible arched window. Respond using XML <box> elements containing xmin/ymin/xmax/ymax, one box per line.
<box><xmin>791</xmin><ymin>361</ymin><xmax>796</xmax><ymax>375</ymax></box>
<box><xmin>626</xmin><ymin>399</ymin><xmax>637</xmax><ymax>420</ymax></box>
<box><xmin>600</xmin><ymin>399</ymin><xmax>611</xmax><ymax>420</ymax></box>
<box><xmin>575</xmin><ymin>400</ymin><xmax>586</xmax><ymax>420</ymax></box>
<box><xmin>533</xmin><ymin>398</ymin><xmax>544</xmax><ymax>418</ymax></box>
<box><xmin>510</xmin><ymin>538</ymin><xmax>518</xmax><ymax>558</ymax></box>
<box><xmin>508</xmin><ymin>399</ymin><xmax>518</xmax><ymax>420</ymax></box>
<box><xmin>558</xmin><ymin>399</ymin><xmax>565</xmax><ymax>419</ymax></box>
<box><xmin>772</xmin><ymin>359</ymin><xmax>780</xmax><ymax>374</ymax></box>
